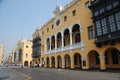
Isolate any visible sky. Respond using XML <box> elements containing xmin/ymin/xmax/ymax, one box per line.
<box><xmin>0</xmin><ymin>0</ymin><xmax>70</xmax><ymax>58</ymax></box>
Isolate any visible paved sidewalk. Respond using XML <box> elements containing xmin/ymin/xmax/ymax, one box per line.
<box><xmin>0</xmin><ymin>68</ymin><xmax>9</xmax><ymax>80</ymax></box>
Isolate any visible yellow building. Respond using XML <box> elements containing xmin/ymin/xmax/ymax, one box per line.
<box><xmin>0</xmin><ymin>45</ymin><xmax>4</xmax><ymax>65</ymax></box>
<box><xmin>33</xmin><ymin>0</ymin><xmax>120</xmax><ymax>71</ymax></box>
<box><xmin>14</xmin><ymin>39</ymin><xmax>33</xmax><ymax>67</ymax></box>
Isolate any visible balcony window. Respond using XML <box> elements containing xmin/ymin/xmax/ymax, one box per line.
<box><xmin>108</xmin><ymin>15</ymin><xmax>116</xmax><ymax>32</ymax></box>
<box><xmin>96</xmin><ymin>21</ymin><xmax>102</xmax><ymax>36</ymax></box>
<box><xmin>107</xmin><ymin>5</ymin><xmax>112</xmax><ymax>11</ymax></box>
<box><xmin>101</xmin><ymin>18</ymin><xmax>108</xmax><ymax>34</ymax></box>
<box><xmin>115</xmin><ymin>12</ymin><xmax>120</xmax><ymax>30</ymax></box>
<box><xmin>100</xmin><ymin>8</ymin><xmax>104</xmax><ymax>14</ymax></box>
<box><xmin>75</xmin><ymin>33</ymin><xmax>80</xmax><ymax>43</ymax></box>
<box><xmin>94</xmin><ymin>11</ymin><xmax>99</xmax><ymax>16</ymax></box>
<box><xmin>113</xmin><ymin>1</ymin><xmax>119</xmax><ymax>7</ymax></box>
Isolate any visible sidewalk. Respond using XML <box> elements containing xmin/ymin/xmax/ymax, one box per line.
<box><xmin>0</xmin><ymin>68</ymin><xmax>9</xmax><ymax>80</ymax></box>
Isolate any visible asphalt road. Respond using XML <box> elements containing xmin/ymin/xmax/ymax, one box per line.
<box><xmin>1</xmin><ymin>67</ymin><xmax>120</xmax><ymax>80</ymax></box>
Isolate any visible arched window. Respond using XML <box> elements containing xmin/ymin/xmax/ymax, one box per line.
<box><xmin>75</xmin><ymin>33</ymin><xmax>80</xmax><ymax>43</ymax></box>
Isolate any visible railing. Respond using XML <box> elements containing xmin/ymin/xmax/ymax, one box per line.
<box><xmin>45</xmin><ymin>42</ymin><xmax>84</xmax><ymax>54</ymax></box>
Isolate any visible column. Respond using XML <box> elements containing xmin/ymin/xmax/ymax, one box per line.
<box><xmin>55</xmin><ymin>35</ymin><xmax>57</xmax><ymax>49</ymax></box>
<box><xmin>55</xmin><ymin>57</ymin><xmax>58</xmax><ymax>68</ymax></box>
<box><xmin>61</xmin><ymin>33</ymin><xmax>64</xmax><ymax>47</ymax></box>
<box><xmin>49</xmin><ymin>59</ymin><xmax>52</xmax><ymax>68</ymax></box>
<box><xmin>50</xmin><ymin>38</ymin><xmax>52</xmax><ymax>50</ymax></box>
<box><xmin>99</xmin><ymin>56</ymin><xmax>106</xmax><ymax>71</ymax></box>
<box><xmin>70</xmin><ymin>57</ymin><xmax>74</xmax><ymax>69</ymax></box>
<box><xmin>70</xmin><ymin>31</ymin><xmax>72</xmax><ymax>45</ymax></box>
<box><xmin>86</xmin><ymin>58</ymin><xmax>90</xmax><ymax>69</ymax></box>
<box><xmin>44</xmin><ymin>40</ymin><xmax>47</xmax><ymax>53</ymax></box>
<box><xmin>62</xmin><ymin>57</ymin><xmax>65</xmax><ymax>69</ymax></box>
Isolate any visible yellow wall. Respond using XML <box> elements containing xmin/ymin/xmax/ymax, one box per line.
<box><xmin>33</xmin><ymin>0</ymin><xmax>120</xmax><ymax>70</ymax></box>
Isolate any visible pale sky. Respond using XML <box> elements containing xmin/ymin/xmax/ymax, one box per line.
<box><xmin>0</xmin><ymin>0</ymin><xmax>70</xmax><ymax>58</ymax></box>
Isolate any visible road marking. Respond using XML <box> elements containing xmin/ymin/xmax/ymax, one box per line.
<box><xmin>8</xmin><ymin>69</ymin><xmax>32</xmax><ymax>80</ymax></box>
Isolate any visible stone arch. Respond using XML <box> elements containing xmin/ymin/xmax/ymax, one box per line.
<box><xmin>70</xmin><ymin>22</ymin><xmax>82</xmax><ymax>32</ymax></box>
<box><xmin>73</xmin><ymin>53</ymin><xmax>82</xmax><ymax>69</ymax></box>
<box><xmin>24</xmin><ymin>61</ymin><xmax>29</xmax><ymax>67</ymax></box>
<box><xmin>51</xmin><ymin>35</ymin><xmax>55</xmax><ymax>49</ymax></box>
<box><xmin>51</xmin><ymin>56</ymin><xmax>55</xmax><ymax>68</ymax></box>
<box><xmin>104</xmin><ymin>47</ymin><xmax>120</xmax><ymax>69</ymax></box>
<box><xmin>63</xmin><ymin>29</ymin><xmax>70</xmax><ymax>46</ymax></box>
<box><xmin>64</xmin><ymin>54</ymin><xmax>71</xmax><ymax>68</ymax></box>
<box><xmin>57</xmin><ymin>55</ymin><xmax>62</xmax><ymax>68</ymax></box>
<box><xmin>57</xmin><ymin>32</ymin><xmax>62</xmax><ymax>48</ymax></box>
<box><xmin>88</xmin><ymin>50</ymin><xmax>100</xmax><ymax>69</ymax></box>
<box><xmin>41</xmin><ymin>57</ymin><xmax>44</xmax><ymax>67</ymax></box>
<box><xmin>72</xmin><ymin>24</ymin><xmax>81</xmax><ymax>44</ymax></box>
<box><xmin>46</xmin><ymin>38</ymin><xmax>50</xmax><ymax>50</ymax></box>
<box><xmin>46</xmin><ymin>57</ymin><xmax>50</xmax><ymax>67</ymax></box>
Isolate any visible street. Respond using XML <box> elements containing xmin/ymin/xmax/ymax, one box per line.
<box><xmin>0</xmin><ymin>67</ymin><xmax>120</xmax><ymax>80</ymax></box>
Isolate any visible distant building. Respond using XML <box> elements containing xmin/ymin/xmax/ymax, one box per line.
<box><xmin>0</xmin><ymin>45</ymin><xmax>4</xmax><ymax>65</ymax></box>
<box><xmin>13</xmin><ymin>39</ymin><xmax>33</xmax><ymax>67</ymax></box>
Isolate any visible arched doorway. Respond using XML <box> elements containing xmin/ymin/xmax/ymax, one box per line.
<box><xmin>65</xmin><ymin>54</ymin><xmax>71</xmax><ymax>68</ymax></box>
<box><xmin>74</xmin><ymin>53</ymin><xmax>82</xmax><ymax>69</ymax></box>
<box><xmin>24</xmin><ymin>61</ymin><xmax>29</xmax><ymax>67</ymax></box>
<box><xmin>51</xmin><ymin>56</ymin><xmax>55</xmax><ymax>68</ymax></box>
<box><xmin>46</xmin><ymin>57</ymin><xmax>49</xmax><ymax>67</ymax></box>
<box><xmin>88</xmin><ymin>50</ymin><xmax>100</xmax><ymax>69</ymax></box>
<box><xmin>57</xmin><ymin>56</ymin><xmax>62</xmax><ymax>68</ymax></box>
<box><xmin>105</xmin><ymin>48</ymin><xmax>120</xmax><ymax>69</ymax></box>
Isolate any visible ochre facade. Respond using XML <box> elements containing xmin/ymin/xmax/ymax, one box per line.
<box><xmin>33</xmin><ymin>0</ymin><xmax>120</xmax><ymax>70</ymax></box>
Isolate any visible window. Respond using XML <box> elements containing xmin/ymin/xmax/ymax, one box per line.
<box><xmin>72</xmin><ymin>10</ymin><xmax>76</xmax><ymax>16</ymax></box>
<box><xmin>113</xmin><ymin>1</ymin><xmax>119</xmax><ymax>7</ymax></box>
<box><xmin>94</xmin><ymin>11</ymin><xmax>99</xmax><ymax>16</ymax></box>
<box><xmin>26</xmin><ymin>54</ymin><xmax>28</xmax><ymax>58</ymax></box>
<box><xmin>26</xmin><ymin>45</ymin><xmax>28</xmax><ymax>48</ymax></box>
<box><xmin>96</xmin><ymin>21</ymin><xmax>102</xmax><ymax>36</ymax></box>
<box><xmin>115</xmin><ymin>12</ymin><xmax>120</xmax><ymax>30</ymax></box>
<box><xmin>75</xmin><ymin>33</ymin><xmax>80</xmax><ymax>43</ymax></box>
<box><xmin>100</xmin><ymin>8</ymin><xmax>104</xmax><ymax>14</ymax></box>
<box><xmin>52</xmin><ymin>25</ymin><xmax>54</xmax><ymax>29</ymax></box>
<box><xmin>108</xmin><ymin>15</ymin><xmax>116</xmax><ymax>32</ymax></box>
<box><xmin>101</xmin><ymin>18</ymin><xmax>108</xmax><ymax>34</ymax></box>
<box><xmin>85</xmin><ymin>1</ymin><xmax>90</xmax><ymax>8</ymax></box>
<box><xmin>56</xmin><ymin>20</ymin><xmax>60</xmax><ymax>26</ymax></box>
<box><xmin>64</xmin><ymin>16</ymin><xmax>67</xmax><ymax>21</ymax></box>
<box><xmin>107</xmin><ymin>5</ymin><xmax>112</xmax><ymax>10</ymax></box>
<box><xmin>47</xmin><ymin>28</ymin><xmax>49</xmax><ymax>32</ymax></box>
<box><xmin>88</xmin><ymin>26</ymin><xmax>94</xmax><ymax>40</ymax></box>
